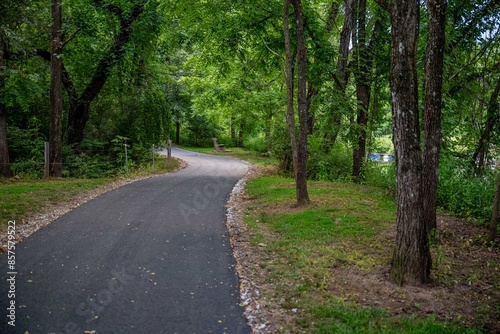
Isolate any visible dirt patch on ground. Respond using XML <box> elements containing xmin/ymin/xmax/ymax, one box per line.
<box><xmin>226</xmin><ymin>166</ymin><xmax>500</xmax><ymax>333</ymax></box>
<box><xmin>0</xmin><ymin>158</ymin><xmax>187</xmax><ymax>254</ymax></box>
<box><xmin>332</xmin><ymin>215</ymin><xmax>500</xmax><ymax>333</ymax></box>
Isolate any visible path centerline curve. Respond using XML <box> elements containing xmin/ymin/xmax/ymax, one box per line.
<box><xmin>1</xmin><ymin>147</ymin><xmax>251</xmax><ymax>334</ymax></box>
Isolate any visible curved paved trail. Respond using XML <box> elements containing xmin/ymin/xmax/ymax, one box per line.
<box><xmin>0</xmin><ymin>148</ymin><xmax>251</xmax><ymax>333</ymax></box>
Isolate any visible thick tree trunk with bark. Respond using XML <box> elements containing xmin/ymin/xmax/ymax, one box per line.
<box><xmin>352</xmin><ymin>0</ymin><xmax>369</xmax><ymax>182</ymax></box>
<box><xmin>284</xmin><ymin>0</ymin><xmax>299</xmax><ymax>179</ymax></box>
<box><xmin>292</xmin><ymin>0</ymin><xmax>310</xmax><ymax>206</ymax></box>
<box><xmin>49</xmin><ymin>0</ymin><xmax>63</xmax><ymax>177</ymax></box>
<box><xmin>389</xmin><ymin>0</ymin><xmax>431</xmax><ymax>285</ymax></box>
<box><xmin>423</xmin><ymin>0</ymin><xmax>447</xmax><ymax>234</ymax></box>
<box><xmin>353</xmin><ymin>83</ymin><xmax>369</xmax><ymax>181</ymax></box>
<box><xmin>490</xmin><ymin>173</ymin><xmax>500</xmax><ymax>243</ymax></box>
<box><xmin>0</xmin><ymin>34</ymin><xmax>12</xmax><ymax>178</ymax></box>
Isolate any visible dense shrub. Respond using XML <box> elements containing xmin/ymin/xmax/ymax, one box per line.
<box><xmin>308</xmin><ymin>139</ymin><xmax>352</xmax><ymax>181</ymax></box>
<box><xmin>243</xmin><ymin>135</ymin><xmax>268</xmax><ymax>153</ymax></box>
<box><xmin>64</xmin><ymin>153</ymin><xmax>114</xmax><ymax>178</ymax></box>
<box><xmin>364</xmin><ymin>161</ymin><xmax>396</xmax><ymax>191</ymax></box>
<box><xmin>437</xmin><ymin>154</ymin><xmax>495</xmax><ymax>223</ymax></box>
<box><xmin>365</xmin><ymin>152</ymin><xmax>496</xmax><ymax>224</ymax></box>
<box><xmin>268</xmin><ymin>124</ymin><xmax>294</xmax><ymax>176</ymax></box>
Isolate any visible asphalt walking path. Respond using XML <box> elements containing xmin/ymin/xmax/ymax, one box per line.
<box><xmin>1</xmin><ymin>148</ymin><xmax>251</xmax><ymax>334</ymax></box>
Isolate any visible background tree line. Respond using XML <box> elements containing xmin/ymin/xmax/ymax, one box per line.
<box><xmin>1</xmin><ymin>0</ymin><xmax>499</xmax><ymax>284</ymax></box>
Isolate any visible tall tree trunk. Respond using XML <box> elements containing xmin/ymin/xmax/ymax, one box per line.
<box><xmin>489</xmin><ymin>173</ymin><xmax>500</xmax><ymax>243</ymax></box>
<box><xmin>49</xmin><ymin>0</ymin><xmax>63</xmax><ymax>177</ymax></box>
<box><xmin>175</xmin><ymin>120</ymin><xmax>180</xmax><ymax>145</ymax></box>
<box><xmin>284</xmin><ymin>0</ymin><xmax>299</xmax><ymax>179</ymax></box>
<box><xmin>352</xmin><ymin>84</ymin><xmax>369</xmax><ymax>182</ymax></box>
<box><xmin>472</xmin><ymin>79</ymin><xmax>500</xmax><ymax>175</ymax></box>
<box><xmin>230</xmin><ymin>114</ymin><xmax>236</xmax><ymax>144</ymax></box>
<box><xmin>423</xmin><ymin>0</ymin><xmax>447</xmax><ymax>234</ymax></box>
<box><xmin>238</xmin><ymin>120</ymin><xmax>244</xmax><ymax>147</ymax></box>
<box><xmin>352</xmin><ymin>0</ymin><xmax>369</xmax><ymax>182</ymax></box>
<box><xmin>0</xmin><ymin>34</ymin><xmax>12</xmax><ymax>178</ymax></box>
<box><xmin>325</xmin><ymin>0</ymin><xmax>356</xmax><ymax>150</ymax></box>
<box><xmin>389</xmin><ymin>0</ymin><xmax>431</xmax><ymax>285</ymax></box>
<box><xmin>352</xmin><ymin>5</ymin><xmax>384</xmax><ymax>182</ymax></box>
<box><xmin>337</xmin><ymin>0</ymin><xmax>355</xmax><ymax>90</ymax></box>
<box><xmin>306</xmin><ymin>82</ymin><xmax>317</xmax><ymax>135</ymax></box>
<box><xmin>292</xmin><ymin>0</ymin><xmax>310</xmax><ymax>206</ymax></box>
<box><xmin>67</xmin><ymin>102</ymin><xmax>90</xmax><ymax>150</ymax></box>
<box><xmin>265</xmin><ymin>108</ymin><xmax>272</xmax><ymax>150</ymax></box>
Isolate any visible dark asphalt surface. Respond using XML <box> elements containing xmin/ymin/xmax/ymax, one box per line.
<box><xmin>0</xmin><ymin>148</ymin><xmax>251</xmax><ymax>334</ymax></box>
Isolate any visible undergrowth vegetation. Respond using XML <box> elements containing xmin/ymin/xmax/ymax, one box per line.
<box><xmin>0</xmin><ymin>155</ymin><xmax>180</xmax><ymax>224</ymax></box>
<box><xmin>364</xmin><ymin>153</ymin><xmax>497</xmax><ymax>224</ymax></box>
<box><xmin>7</xmin><ymin>128</ymin><xmax>167</xmax><ymax>179</ymax></box>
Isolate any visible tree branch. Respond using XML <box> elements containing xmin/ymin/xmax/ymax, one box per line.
<box><xmin>80</xmin><ymin>3</ymin><xmax>144</xmax><ymax>104</ymax></box>
<box><xmin>62</xmin><ymin>27</ymin><xmax>82</xmax><ymax>48</ymax></box>
<box><xmin>260</xmin><ymin>36</ymin><xmax>282</xmax><ymax>59</ymax></box>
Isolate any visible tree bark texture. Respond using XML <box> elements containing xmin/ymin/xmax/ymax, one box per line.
<box><xmin>66</xmin><ymin>2</ymin><xmax>144</xmax><ymax>149</ymax></box>
<box><xmin>337</xmin><ymin>0</ymin><xmax>355</xmax><ymax>90</ymax></box>
<box><xmin>489</xmin><ymin>173</ymin><xmax>500</xmax><ymax>243</ymax></box>
<box><xmin>49</xmin><ymin>0</ymin><xmax>63</xmax><ymax>177</ymax></box>
<box><xmin>292</xmin><ymin>0</ymin><xmax>310</xmax><ymax>206</ymax></box>
<box><xmin>0</xmin><ymin>34</ymin><xmax>12</xmax><ymax>178</ymax></box>
<box><xmin>423</xmin><ymin>0</ymin><xmax>447</xmax><ymax>234</ymax></box>
<box><xmin>389</xmin><ymin>0</ymin><xmax>431</xmax><ymax>285</ymax></box>
<box><xmin>325</xmin><ymin>0</ymin><xmax>356</xmax><ymax>150</ymax></box>
<box><xmin>306</xmin><ymin>81</ymin><xmax>318</xmax><ymax>135</ymax></box>
<box><xmin>284</xmin><ymin>0</ymin><xmax>299</xmax><ymax>179</ymax></box>
<box><xmin>238</xmin><ymin>120</ymin><xmax>244</xmax><ymax>147</ymax></box>
<box><xmin>352</xmin><ymin>0</ymin><xmax>369</xmax><ymax>182</ymax></box>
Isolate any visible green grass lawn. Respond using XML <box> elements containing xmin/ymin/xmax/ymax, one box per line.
<box><xmin>177</xmin><ymin>145</ymin><xmax>278</xmax><ymax>166</ymax></box>
<box><xmin>244</xmin><ymin>175</ymin><xmax>483</xmax><ymax>333</ymax></box>
<box><xmin>0</xmin><ymin>156</ymin><xmax>179</xmax><ymax>225</ymax></box>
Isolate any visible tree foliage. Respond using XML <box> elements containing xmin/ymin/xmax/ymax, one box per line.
<box><xmin>1</xmin><ymin>0</ymin><xmax>499</xmax><ymax>273</ymax></box>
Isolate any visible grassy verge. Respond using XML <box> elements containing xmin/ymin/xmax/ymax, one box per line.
<box><xmin>244</xmin><ymin>174</ymin><xmax>484</xmax><ymax>333</ymax></box>
<box><xmin>0</xmin><ymin>156</ymin><xmax>180</xmax><ymax>225</ymax></box>
<box><xmin>178</xmin><ymin>146</ymin><xmax>278</xmax><ymax>166</ymax></box>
